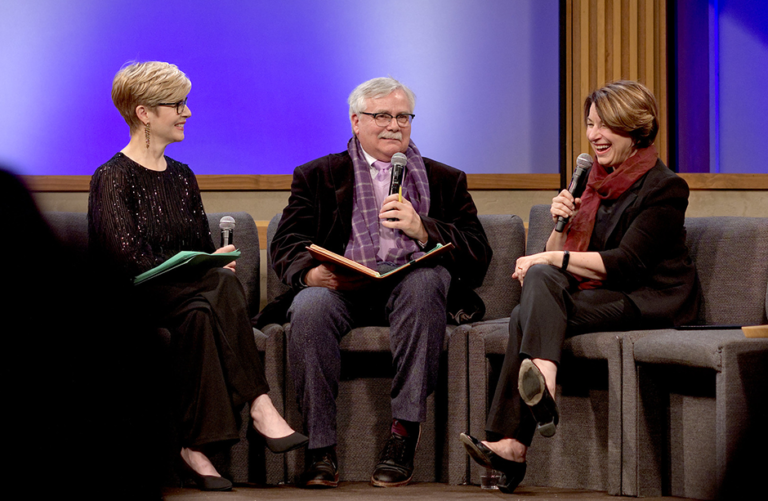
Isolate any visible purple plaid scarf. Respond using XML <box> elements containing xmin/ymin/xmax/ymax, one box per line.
<box><xmin>344</xmin><ymin>136</ymin><xmax>431</xmax><ymax>270</ymax></box>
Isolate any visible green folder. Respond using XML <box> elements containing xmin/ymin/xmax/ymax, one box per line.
<box><xmin>133</xmin><ymin>250</ymin><xmax>241</xmax><ymax>285</ymax></box>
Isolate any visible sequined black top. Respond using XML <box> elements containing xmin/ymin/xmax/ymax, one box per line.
<box><xmin>88</xmin><ymin>152</ymin><xmax>215</xmax><ymax>280</ymax></box>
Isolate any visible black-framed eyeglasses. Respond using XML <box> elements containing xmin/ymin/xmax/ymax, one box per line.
<box><xmin>360</xmin><ymin>112</ymin><xmax>415</xmax><ymax>127</ymax></box>
<box><xmin>157</xmin><ymin>97</ymin><xmax>188</xmax><ymax>115</ymax></box>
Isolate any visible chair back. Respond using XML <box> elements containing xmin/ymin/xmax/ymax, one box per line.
<box><xmin>685</xmin><ymin>216</ymin><xmax>768</xmax><ymax>325</ymax></box>
<box><xmin>207</xmin><ymin>212</ymin><xmax>260</xmax><ymax>315</ymax></box>
<box><xmin>474</xmin><ymin>214</ymin><xmax>525</xmax><ymax>319</ymax></box>
<box><xmin>527</xmin><ymin>204</ymin><xmax>554</xmax><ymax>256</ymax></box>
<box><xmin>266</xmin><ymin>213</ymin><xmax>291</xmax><ymax>303</ymax></box>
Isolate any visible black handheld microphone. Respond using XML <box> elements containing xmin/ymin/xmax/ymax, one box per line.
<box><xmin>555</xmin><ymin>153</ymin><xmax>593</xmax><ymax>233</ymax></box>
<box><xmin>388</xmin><ymin>152</ymin><xmax>407</xmax><ymax>197</ymax></box>
<box><xmin>387</xmin><ymin>152</ymin><xmax>408</xmax><ymax>221</ymax></box>
<box><xmin>219</xmin><ymin>216</ymin><xmax>235</xmax><ymax>247</ymax></box>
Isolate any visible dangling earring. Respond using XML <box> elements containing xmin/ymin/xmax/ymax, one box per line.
<box><xmin>144</xmin><ymin>122</ymin><xmax>151</xmax><ymax>149</ymax></box>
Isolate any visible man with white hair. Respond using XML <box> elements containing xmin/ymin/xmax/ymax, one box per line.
<box><xmin>264</xmin><ymin>77</ymin><xmax>491</xmax><ymax>488</ymax></box>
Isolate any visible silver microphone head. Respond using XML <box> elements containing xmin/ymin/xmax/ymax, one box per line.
<box><xmin>219</xmin><ymin>216</ymin><xmax>235</xmax><ymax>230</ymax></box>
<box><xmin>391</xmin><ymin>152</ymin><xmax>407</xmax><ymax>168</ymax></box>
<box><xmin>576</xmin><ymin>153</ymin><xmax>594</xmax><ymax>170</ymax></box>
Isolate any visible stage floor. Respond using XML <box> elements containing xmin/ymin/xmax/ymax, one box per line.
<box><xmin>163</xmin><ymin>481</ymin><xmax>695</xmax><ymax>500</ymax></box>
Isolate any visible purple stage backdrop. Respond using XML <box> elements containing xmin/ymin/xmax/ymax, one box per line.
<box><xmin>0</xmin><ymin>0</ymin><xmax>559</xmax><ymax>176</ymax></box>
<box><xmin>715</xmin><ymin>0</ymin><xmax>768</xmax><ymax>173</ymax></box>
<box><xmin>672</xmin><ymin>0</ymin><xmax>768</xmax><ymax>174</ymax></box>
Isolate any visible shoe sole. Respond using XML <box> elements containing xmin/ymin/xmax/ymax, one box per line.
<box><xmin>304</xmin><ymin>474</ymin><xmax>339</xmax><ymax>488</ymax></box>
<box><xmin>518</xmin><ymin>359</ymin><xmax>558</xmax><ymax>438</ymax></box>
<box><xmin>459</xmin><ymin>433</ymin><xmax>492</xmax><ymax>469</ymax></box>
<box><xmin>518</xmin><ymin>359</ymin><xmax>546</xmax><ymax>406</ymax></box>
<box><xmin>370</xmin><ymin>475</ymin><xmax>413</xmax><ymax>488</ymax></box>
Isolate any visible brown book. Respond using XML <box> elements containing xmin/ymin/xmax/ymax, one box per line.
<box><xmin>306</xmin><ymin>242</ymin><xmax>454</xmax><ymax>280</ymax></box>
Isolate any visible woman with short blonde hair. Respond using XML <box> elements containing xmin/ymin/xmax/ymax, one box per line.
<box><xmin>111</xmin><ymin>61</ymin><xmax>192</xmax><ymax>132</ymax></box>
<box><xmin>89</xmin><ymin>61</ymin><xmax>307</xmax><ymax>491</ymax></box>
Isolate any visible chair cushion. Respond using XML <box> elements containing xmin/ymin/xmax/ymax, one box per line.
<box><xmin>339</xmin><ymin>325</ymin><xmax>456</xmax><ymax>353</ymax></box>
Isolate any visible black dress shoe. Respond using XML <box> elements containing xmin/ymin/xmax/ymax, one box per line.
<box><xmin>371</xmin><ymin>427</ymin><xmax>421</xmax><ymax>487</ymax></box>
<box><xmin>302</xmin><ymin>446</ymin><xmax>339</xmax><ymax>488</ymax></box>
<box><xmin>178</xmin><ymin>456</ymin><xmax>233</xmax><ymax>491</ymax></box>
<box><xmin>518</xmin><ymin>358</ymin><xmax>559</xmax><ymax>437</ymax></box>
<box><xmin>459</xmin><ymin>433</ymin><xmax>526</xmax><ymax>494</ymax></box>
<box><xmin>261</xmin><ymin>431</ymin><xmax>309</xmax><ymax>454</ymax></box>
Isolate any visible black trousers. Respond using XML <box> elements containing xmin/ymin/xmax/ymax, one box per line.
<box><xmin>486</xmin><ymin>264</ymin><xmax>640</xmax><ymax>446</ymax></box>
<box><xmin>140</xmin><ymin>267</ymin><xmax>269</xmax><ymax>448</ymax></box>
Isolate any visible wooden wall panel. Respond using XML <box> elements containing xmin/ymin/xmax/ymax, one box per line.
<box><xmin>564</xmin><ymin>0</ymin><xmax>667</xmax><ymax>184</ymax></box>
<box><xmin>21</xmin><ymin>173</ymin><xmax>563</xmax><ymax>192</ymax></box>
<box><xmin>24</xmin><ymin>173</ymin><xmax>768</xmax><ymax>193</ymax></box>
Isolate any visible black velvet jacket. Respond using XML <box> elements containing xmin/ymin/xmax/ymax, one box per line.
<box><xmin>257</xmin><ymin>151</ymin><xmax>492</xmax><ymax>326</ymax></box>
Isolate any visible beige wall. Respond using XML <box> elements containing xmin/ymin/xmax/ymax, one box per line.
<box><xmin>32</xmin><ymin>189</ymin><xmax>768</xmax><ymax>220</ymax></box>
<box><xmin>687</xmin><ymin>191</ymin><xmax>768</xmax><ymax>218</ymax></box>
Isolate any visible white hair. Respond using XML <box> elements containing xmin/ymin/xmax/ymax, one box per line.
<box><xmin>347</xmin><ymin>77</ymin><xmax>416</xmax><ymax>128</ymax></box>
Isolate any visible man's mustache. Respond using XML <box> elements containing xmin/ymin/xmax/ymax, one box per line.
<box><xmin>378</xmin><ymin>131</ymin><xmax>402</xmax><ymax>140</ymax></box>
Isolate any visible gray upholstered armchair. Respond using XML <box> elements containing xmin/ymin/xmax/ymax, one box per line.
<box><xmin>625</xmin><ymin>216</ymin><xmax>768</xmax><ymax>499</ymax></box>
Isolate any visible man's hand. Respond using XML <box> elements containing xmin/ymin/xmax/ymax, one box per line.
<box><xmin>214</xmin><ymin>244</ymin><xmax>237</xmax><ymax>272</ymax></box>
<box><xmin>379</xmin><ymin>193</ymin><xmax>428</xmax><ymax>243</ymax></box>
<box><xmin>304</xmin><ymin>264</ymin><xmax>368</xmax><ymax>290</ymax></box>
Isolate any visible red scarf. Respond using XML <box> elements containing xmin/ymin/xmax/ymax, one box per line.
<box><xmin>563</xmin><ymin>145</ymin><xmax>658</xmax><ymax>288</ymax></box>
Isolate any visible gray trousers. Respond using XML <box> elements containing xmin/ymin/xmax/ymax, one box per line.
<box><xmin>287</xmin><ymin>265</ymin><xmax>451</xmax><ymax>449</ymax></box>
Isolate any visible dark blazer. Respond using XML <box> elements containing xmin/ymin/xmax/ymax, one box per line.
<box><xmin>264</xmin><ymin>150</ymin><xmax>492</xmax><ymax>322</ymax></box>
<box><xmin>595</xmin><ymin>159</ymin><xmax>700</xmax><ymax>325</ymax></box>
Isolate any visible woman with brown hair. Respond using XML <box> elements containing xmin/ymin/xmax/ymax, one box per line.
<box><xmin>461</xmin><ymin>80</ymin><xmax>700</xmax><ymax>493</ymax></box>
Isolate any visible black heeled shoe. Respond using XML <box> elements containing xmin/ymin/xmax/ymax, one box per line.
<box><xmin>178</xmin><ymin>455</ymin><xmax>233</xmax><ymax>491</ymax></box>
<box><xmin>460</xmin><ymin>433</ymin><xmax>527</xmax><ymax>494</ymax></box>
<box><xmin>258</xmin><ymin>430</ymin><xmax>309</xmax><ymax>454</ymax></box>
<box><xmin>518</xmin><ymin>358</ymin><xmax>559</xmax><ymax>437</ymax></box>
